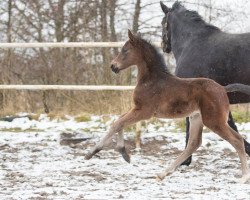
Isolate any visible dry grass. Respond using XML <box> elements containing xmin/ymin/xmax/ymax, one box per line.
<box><xmin>230</xmin><ymin>104</ymin><xmax>250</xmax><ymax>123</ymax></box>
<box><xmin>0</xmin><ymin>91</ymin><xmax>249</xmax><ymax>125</ymax></box>
<box><xmin>0</xmin><ymin>90</ymin><xmax>133</xmax><ymax>116</ymax></box>
<box><xmin>75</xmin><ymin>114</ymin><xmax>91</xmax><ymax>122</ymax></box>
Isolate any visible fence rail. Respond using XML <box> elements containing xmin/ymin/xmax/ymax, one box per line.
<box><xmin>0</xmin><ymin>42</ymin><xmax>161</xmax><ymax>48</ymax></box>
<box><xmin>0</xmin><ymin>42</ymin><xmax>157</xmax><ymax>92</ymax></box>
<box><xmin>0</xmin><ymin>85</ymin><xmax>135</xmax><ymax>91</ymax></box>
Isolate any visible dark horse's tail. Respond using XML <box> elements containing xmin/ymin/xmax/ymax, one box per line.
<box><xmin>225</xmin><ymin>83</ymin><xmax>250</xmax><ymax>95</ymax></box>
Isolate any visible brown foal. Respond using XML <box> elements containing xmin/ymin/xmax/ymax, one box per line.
<box><xmin>85</xmin><ymin>30</ymin><xmax>250</xmax><ymax>183</ymax></box>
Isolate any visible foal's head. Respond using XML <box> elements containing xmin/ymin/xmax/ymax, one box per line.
<box><xmin>111</xmin><ymin>30</ymin><xmax>143</xmax><ymax>74</ymax></box>
<box><xmin>111</xmin><ymin>30</ymin><xmax>168</xmax><ymax>75</ymax></box>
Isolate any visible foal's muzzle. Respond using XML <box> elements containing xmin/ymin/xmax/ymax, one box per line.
<box><xmin>111</xmin><ymin>64</ymin><xmax>120</xmax><ymax>74</ymax></box>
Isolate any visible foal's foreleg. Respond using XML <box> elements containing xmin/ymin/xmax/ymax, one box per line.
<box><xmin>85</xmin><ymin>109</ymin><xmax>150</xmax><ymax>160</ymax></box>
<box><xmin>157</xmin><ymin>113</ymin><xmax>203</xmax><ymax>180</ymax></box>
<box><xmin>116</xmin><ymin>130</ymin><xmax>130</xmax><ymax>163</ymax></box>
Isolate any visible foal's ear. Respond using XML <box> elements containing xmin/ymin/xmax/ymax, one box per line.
<box><xmin>160</xmin><ymin>1</ymin><xmax>170</xmax><ymax>14</ymax></box>
<box><xmin>136</xmin><ymin>32</ymin><xmax>142</xmax><ymax>38</ymax></box>
<box><xmin>128</xmin><ymin>29</ymin><xmax>137</xmax><ymax>44</ymax></box>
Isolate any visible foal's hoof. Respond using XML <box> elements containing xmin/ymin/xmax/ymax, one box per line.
<box><xmin>181</xmin><ymin>156</ymin><xmax>192</xmax><ymax>166</ymax></box>
<box><xmin>84</xmin><ymin>152</ymin><xmax>93</xmax><ymax>160</ymax></box>
<box><xmin>239</xmin><ymin>174</ymin><xmax>250</xmax><ymax>184</ymax></box>
<box><xmin>156</xmin><ymin>173</ymin><xmax>165</xmax><ymax>182</ymax></box>
<box><xmin>118</xmin><ymin>147</ymin><xmax>131</xmax><ymax>163</ymax></box>
<box><xmin>85</xmin><ymin>148</ymin><xmax>101</xmax><ymax>160</ymax></box>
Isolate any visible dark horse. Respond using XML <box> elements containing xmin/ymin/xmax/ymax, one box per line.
<box><xmin>85</xmin><ymin>30</ymin><xmax>250</xmax><ymax>183</ymax></box>
<box><xmin>160</xmin><ymin>1</ymin><xmax>250</xmax><ymax>165</ymax></box>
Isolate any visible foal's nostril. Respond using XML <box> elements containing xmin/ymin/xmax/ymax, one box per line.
<box><xmin>110</xmin><ymin>64</ymin><xmax>120</xmax><ymax>74</ymax></box>
<box><xmin>111</xmin><ymin>64</ymin><xmax>116</xmax><ymax>71</ymax></box>
<box><xmin>111</xmin><ymin>64</ymin><xmax>117</xmax><ymax>73</ymax></box>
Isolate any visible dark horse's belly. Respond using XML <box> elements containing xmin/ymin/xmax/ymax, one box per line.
<box><xmin>174</xmin><ymin>32</ymin><xmax>250</xmax><ymax>105</ymax></box>
<box><xmin>175</xmin><ymin>65</ymin><xmax>250</xmax><ymax>104</ymax></box>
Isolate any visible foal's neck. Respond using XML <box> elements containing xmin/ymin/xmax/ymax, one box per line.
<box><xmin>136</xmin><ymin>61</ymin><xmax>170</xmax><ymax>83</ymax></box>
<box><xmin>137</xmin><ymin>61</ymin><xmax>149</xmax><ymax>82</ymax></box>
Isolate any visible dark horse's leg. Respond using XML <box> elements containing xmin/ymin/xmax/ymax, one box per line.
<box><xmin>181</xmin><ymin>117</ymin><xmax>192</xmax><ymax>166</ymax></box>
<box><xmin>228</xmin><ymin>112</ymin><xmax>250</xmax><ymax>156</ymax></box>
<box><xmin>228</xmin><ymin>112</ymin><xmax>238</xmax><ymax>132</ymax></box>
<box><xmin>181</xmin><ymin>112</ymin><xmax>250</xmax><ymax>166</ymax></box>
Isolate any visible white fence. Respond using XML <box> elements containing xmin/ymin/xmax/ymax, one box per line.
<box><xmin>0</xmin><ymin>85</ymin><xmax>135</xmax><ymax>91</ymax></box>
<box><xmin>0</xmin><ymin>42</ymin><xmax>161</xmax><ymax>49</ymax></box>
<box><xmin>0</xmin><ymin>42</ymin><xmax>160</xmax><ymax>91</ymax></box>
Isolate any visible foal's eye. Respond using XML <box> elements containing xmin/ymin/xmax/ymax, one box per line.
<box><xmin>123</xmin><ymin>49</ymin><xmax>129</xmax><ymax>53</ymax></box>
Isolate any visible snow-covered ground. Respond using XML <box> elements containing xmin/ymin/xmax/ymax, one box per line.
<box><xmin>0</xmin><ymin>115</ymin><xmax>250</xmax><ymax>199</ymax></box>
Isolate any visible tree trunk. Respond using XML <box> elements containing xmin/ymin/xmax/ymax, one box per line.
<box><xmin>100</xmin><ymin>0</ymin><xmax>111</xmax><ymax>84</ymax></box>
<box><xmin>133</xmin><ymin>0</ymin><xmax>141</xmax><ymax>33</ymax></box>
<box><xmin>0</xmin><ymin>0</ymin><xmax>13</xmax><ymax>111</ymax></box>
<box><xmin>54</xmin><ymin>0</ymin><xmax>66</xmax><ymax>110</ymax></box>
<box><xmin>208</xmin><ymin>0</ymin><xmax>212</xmax><ymax>23</ymax></box>
<box><xmin>109</xmin><ymin>0</ymin><xmax>118</xmax><ymax>55</ymax></box>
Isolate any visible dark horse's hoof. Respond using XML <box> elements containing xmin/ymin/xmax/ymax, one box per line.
<box><xmin>181</xmin><ymin>156</ymin><xmax>192</xmax><ymax>166</ymax></box>
<box><xmin>118</xmin><ymin>147</ymin><xmax>131</xmax><ymax>163</ymax></box>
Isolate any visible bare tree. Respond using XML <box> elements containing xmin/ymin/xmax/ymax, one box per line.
<box><xmin>133</xmin><ymin>0</ymin><xmax>141</xmax><ymax>33</ymax></box>
<box><xmin>0</xmin><ymin>0</ymin><xmax>13</xmax><ymax>111</ymax></box>
<box><xmin>109</xmin><ymin>0</ymin><xmax>118</xmax><ymax>55</ymax></box>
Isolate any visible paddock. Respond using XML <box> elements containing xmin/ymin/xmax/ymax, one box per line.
<box><xmin>0</xmin><ymin>116</ymin><xmax>249</xmax><ymax>199</ymax></box>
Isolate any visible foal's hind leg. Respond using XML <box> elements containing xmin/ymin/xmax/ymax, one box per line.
<box><xmin>208</xmin><ymin>124</ymin><xmax>250</xmax><ymax>183</ymax></box>
<box><xmin>182</xmin><ymin>111</ymin><xmax>250</xmax><ymax>166</ymax></box>
<box><xmin>157</xmin><ymin>113</ymin><xmax>203</xmax><ymax>180</ymax></box>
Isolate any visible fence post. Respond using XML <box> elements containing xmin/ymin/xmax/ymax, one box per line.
<box><xmin>135</xmin><ymin>122</ymin><xmax>142</xmax><ymax>149</ymax></box>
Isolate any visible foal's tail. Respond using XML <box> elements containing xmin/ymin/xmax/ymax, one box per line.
<box><xmin>225</xmin><ymin>83</ymin><xmax>250</xmax><ymax>95</ymax></box>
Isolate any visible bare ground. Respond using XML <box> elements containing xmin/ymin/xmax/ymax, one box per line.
<box><xmin>0</xmin><ymin>131</ymin><xmax>250</xmax><ymax>199</ymax></box>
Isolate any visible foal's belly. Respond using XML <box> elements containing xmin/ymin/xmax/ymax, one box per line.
<box><xmin>154</xmin><ymin>100</ymin><xmax>199</xmax><ymax>119</ymax></box>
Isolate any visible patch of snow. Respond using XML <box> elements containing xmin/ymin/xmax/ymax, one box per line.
<box><xmin>0</xmin><ymin>114</ymin><xmax>249</xmax><ymax>199</ymax></box>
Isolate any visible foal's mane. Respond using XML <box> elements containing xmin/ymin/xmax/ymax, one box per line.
<box><xmin>172</xmin><ymin>1</ymin><xmax>220</xmax><ymax>31</ymax></box>
<box><xmin>134</xmin><ymin>36</ymin><xmax>170</xmax><ymax>75</ymax></box>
